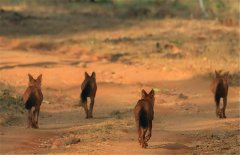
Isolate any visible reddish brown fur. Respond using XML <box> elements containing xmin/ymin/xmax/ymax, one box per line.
<box><xmin>134</xmin><ymin>89</ymin><xmax>155</xmax><ymax>148</ymax></box>
<box><xmin>80</xmin><ymin>72</ymin><xmax>97</xmax><ymax>119</ymax></box>
<box><xmin>23</xmin><ymin>74</ymin><xmax>43</xmax><ymax>128</ymax></box>
<box><xmin>211</xmin><ymin>70</ymin><xmax>229</xmax><ymax>118</ymax></box>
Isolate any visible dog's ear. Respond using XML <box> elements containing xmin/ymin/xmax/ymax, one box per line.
<box><xmin>91</xmin><ymin>72</ymin><xmax>96</xmax><ymax>79</ymax></box>
<box><xmin>223</xmin><ymin>71</ymin><xmax>229</xmax><ymax>78</ymax></box>
<box><xmin>36</xmin><ymin>74</ymin><xmax>42</xmax><ymax>85</ymax></box>
<box><xmin>28</xmin><ymin>74</ymin><xmax>34</xmax><ymax>82</ymax></box>
<box><xmin>149</xmin><ymin>89</ymin><xmax>155</xmax><ymax>98</ymax></box>
<box><xmin>215</xmin><ymin>70</ymin><xmax>220</xmax><ymax>78</ymax></box>
<box><xmin>141</xmin><ymin>89</ymin><xmax>148</xmax><ymax>98</ymax></box>
<box><xmin>85</xmin><ymin>72</ymin><xmax>90</xmax><ymax>78</ymax></box>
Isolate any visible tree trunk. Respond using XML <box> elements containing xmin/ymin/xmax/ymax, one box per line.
<box><xmin>199</xmin><ymin>0</ymin><xmax>209</xmax><ymax>18</ymax></box>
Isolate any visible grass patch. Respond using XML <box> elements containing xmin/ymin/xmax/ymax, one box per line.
<box><xmin>110</xmin><ymin>110</ymin><xmax>122</xmax><ymax>119</ymax></box>
<box><xmin>0</xmin><ymin>83</ymin><xmax>25</xmax><ymax>124</ymax></box>
<box><xmin>30</xmin><ymin>41</ymin><xmax>59</xmax><ymax>52</ymax></box>
<box><xmin>110</xmin><ymin>109</ymin><xmax>132</xmax><ymax>119</ymax></box>
<box><xmin>200</xmin><ymin>71</ymin><xmax>240</xmax><ymax>87</ymax></box>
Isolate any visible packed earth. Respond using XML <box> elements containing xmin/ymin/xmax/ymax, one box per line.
<box><xmin>0</xmin><ymin>1</ymin><xmax>239</xmax><ymax>154</ymax></box>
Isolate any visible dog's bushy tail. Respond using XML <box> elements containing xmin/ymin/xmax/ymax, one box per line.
<box><xmin>139</xmin><ymin>109</ymin><xmax>148</xmax><ymax>129</ymax></box>
<box><xmin>25</xmin><ymin>91</ymin><xmax>37</xmax><ymax>110</ymax></box>
<box><xmin>80</xmin><ymin>82</ymin><xmax>91</xmax><ymax>104</ymax></box>
<box><xmin>215</xmin><ymin>79</ymin><xmax>224</xmax><ymax>107</ymax></box>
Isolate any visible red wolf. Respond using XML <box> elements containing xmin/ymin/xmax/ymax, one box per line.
<box><xmin>211</xmin><ymin>70</ymin><xmax>229</xmax><ymax>118</ymax></box>
<box><xmin>23</xmin><ymin>74</ymin><xmax>43</xmax><ymax>128</ymax></box>
<box><xmin>80</xmin><ymin>72</ymin><xmax>97</xmax><ymax>119</ymax></box>
<box><xmin>134</xmin><ymin>89</ymin><xmax>155</xmax><ymax>148</ymax></box>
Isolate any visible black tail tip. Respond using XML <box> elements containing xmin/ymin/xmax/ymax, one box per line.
<box><xmin>25</xmin><ymin>104</ymin><xmax>32</xmax><ymax>110</ymax></box>
<box><xmin>80</xmin><ymin>97</ymin><xmax>87</xmax><ymax>106</ymax></box>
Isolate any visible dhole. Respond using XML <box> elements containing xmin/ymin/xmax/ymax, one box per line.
<box><xmin>80</xmin><ymin>72</ymin><xmax>97</xmax><ymax>119</ymax></box>
<box><xmin>211</xmin><ymin>70</ymin><xmax>229</xmax><ymax>118</ymax></box>
<box><xmin>23</xmin><ymin>74</ymin><xmax>43</xmax><ymax>128</ymax></box>
<box><xmin>134</xmin><ymin>89</ymin><xmax>155</xmax><ymax>148</ymax></box>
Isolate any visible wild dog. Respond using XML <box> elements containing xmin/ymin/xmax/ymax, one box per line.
<box><xmin>80</xmin><ymin>72</ymin><xmax>97</xmax><ymax>119</ymax></box>
<box><xmin>23</xmin><ymin>74</ymin><xmax>43</xmax><ymax>128</ymax></box>
<box><xmin>211</xmin><ymin>70</ymin><xmax>229</xmax><ymax>118</ymax></box>
<box><xmin>134</xmin><ymin>89</ymin><xmax>155</xmax><ymax>148</ymax></box>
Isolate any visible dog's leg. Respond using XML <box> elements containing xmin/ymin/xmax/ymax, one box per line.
<box><xmin>142</xmin><ymin>128</ymin><xmax>147</xmax><ymax>148</ymax></box>
<box><xmin>82</xmin><ymin>102</ymin><xmax>89</xmax><ymax>119</ymax></box>
<box><xmin>146</xmin><ymin>121</ymin><xmax>152</xmax><ymax>142</ymax></box>
<box><xmin>138</xmin><ymin>126</ymin><xmax>141</xmax><ymax>145</ymax></box>
<box><xmin>30</xmin><ymin>107</ymin><xmax>36</xmax><ymax>128</ymax></box>
<box><xmin>27</xmin><ymin>110</ymin><xmax>31</xmax><ymax>128</ymax></box>
<box><xmin>141</xmin><ymin>128</ymin><xmax>145</xmax><ymax>148</ymax></box>
<box><xmin>215</xmin><ymin>97</ymin><xmax>221</xmax><ymax>118</ymax></box>
<box><xmin>222</xmin><ymin>97</ymin><xmax>227</xmax><ymax>118</ymax></box>
<box><xmin>34</xmin><ymin>108</ymin><xmax>40</xmax><ymax>128</ymax></box>
<box><xmin>32</xmin><ymin>107</ymin><xmax>39</xmax><ymax>128</ymax></box>
<box><xmin>89</xmin><ymin>96</ymin><xmax>95</xmax><ymax>118</ymax></box>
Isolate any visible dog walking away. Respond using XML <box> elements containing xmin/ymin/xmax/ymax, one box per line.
<box><xmin>211</xmin><ymin>70</ymin><xmax>229</xmax><ymax>118</ymax></box>
<box><xmin>23</xmin><ymin>74</ymin><xmax>43</xmax><ymax>128</ymax></box>
<box><xmin>80</xmin><ymin>72</ymin><xmax>97</xmax><ymax>119</ymax></box>
<box><xmin>134</xmin><ymin>89</ymin><xmax>155</xmax><ymax>148</ymax></box>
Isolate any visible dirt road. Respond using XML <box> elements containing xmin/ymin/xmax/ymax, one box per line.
<box><xmin>0</xmin><ymin>50</ymin><xmax>239</xmax><ymax>154</ymax></box>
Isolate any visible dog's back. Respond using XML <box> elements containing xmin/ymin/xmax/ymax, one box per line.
<box><xmin>81</xmin><ymin>72</ymin><xmax>97</xmax><ymax>103</ymax></box>
<box><xmin>81</xmin><ymin>80</ymin><xmax>95</xmax><ymax>103</ymax></box>
<box><xmin>134</xmin><ymin>89</ymin><xmax>155</xmax><ymax>148</ymax></box>
<box><xmin>135</xmin><ymin>99</ymin><xmax>153</xmax><ymax>129</ymax></box>
<box><xmin>23</xmin><ymin>74</ymin><xmax>43</xmax><ymax>128</ymax></box>
<box><xmin>211</xmin><ymin>71</ymin><xmax>229</xmax><ymax>101</ymax></box>
<box><xmin>211</xmin><ymin>70</ymin><xmax>229</xmax><ymax>118</ymax></box>
<box><xmin>24</xmin><ymin>86</ymin><xmax>43</xmax><ymax>110</ymax></box>
<box><xmin>80</xmin><ymin>72</ymin><xmax>97</xmax><ymax>118</ymax></box>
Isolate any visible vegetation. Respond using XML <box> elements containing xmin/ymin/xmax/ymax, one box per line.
<box><xmin>0</xmin><ymin>83</ymin><xmax>24</xmax><ymax>124</ymax></box>
<box><xmin>0</xmin><ymin>0</ymin><xmax>239</xmax><ymax>19</ymax></box>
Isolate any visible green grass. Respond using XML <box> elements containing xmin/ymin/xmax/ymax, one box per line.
<box><xmin>0</xmin><ymin>0</ymin><xmax>238</xmax><ymax>19</ymax></box>
<box><xmin>0</xmin><ymin>83</ymin><xmax>25</xmax><ymax>124</ymax></box>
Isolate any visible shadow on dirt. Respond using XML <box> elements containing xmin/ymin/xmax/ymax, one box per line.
<box><xmin>0</xmin><ymin>61</ymin><xmax>58</xmax><ymax>70</ymax></box>
<box><xmin>0</xmin><ymin>8</ymin><xmax>134</xmax><ymax>37</ymax></box>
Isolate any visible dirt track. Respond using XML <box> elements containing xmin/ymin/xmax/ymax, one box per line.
<box><xmin>0</xmin><ymin>49</ymin><xmax>239</xmax><ymax>154</ymax></box>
